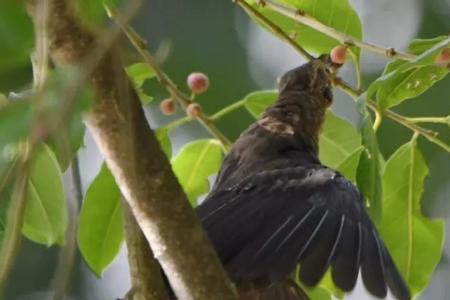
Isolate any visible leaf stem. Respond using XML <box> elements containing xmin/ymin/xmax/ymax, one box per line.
<box><xmin>164</xmin><ymin>116</ymin><xmax>192</xmax><ymax>131</ymax></box>
<box><xmin>51</xmin><ymin>155</ymin><xmax>83</xmax><ymax>300</ymax></box>
<box><xmin>210</xmin><ymin>98</ymin><xmax>247</xmax><ymax>121</ymax></box>
<box><xmin>261</xmin><ymin>0</ymin><xmax>416</xmax><ymax>61</ymax></box>
<box><xmin>105</xmin><ymin>5</ymin><xmax>232</xmax><ymax>150</ymax></box>
<box><xmin>367</xmin><ymin>101</ymin><xmax>450</xmax><ymax>152</ymax></box>
<box><xmin>405</xmin><ymin>116</ymin><xmax>450</xmax><ymax>125</ymax></box>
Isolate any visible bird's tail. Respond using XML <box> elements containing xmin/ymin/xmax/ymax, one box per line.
<box><xmin>237</xmin><ymin>278</ymin><xmax>310</xmax><ymax>300</ymax></box>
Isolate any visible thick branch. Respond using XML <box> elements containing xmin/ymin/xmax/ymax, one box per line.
<box><xmin>123</xmin><ymin>203</ymin><xmax>169</xmax><ymax>300</ymax></box>
<box><xmin>26</xmin><ymin>1</ymin><xmax>237</xmax><ymax>299</ymax></box>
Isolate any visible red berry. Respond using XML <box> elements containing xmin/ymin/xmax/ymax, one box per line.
<box><xmin>186</xmin><ymin>103</ymin><xmax>202</xmax><ymax>118</ymax></box>
<box><xmin>330</xmin><ymin>45</ymin><xmax>348</xmax><ymax>65</ymax></box>
<box><xmin>160</xmin><ymin>98</ymin><xmax>176</xmax><ymax>116</ymax></box>
<box><xmin>435</xmin><ymin>48</ymin><xmax>450</xmax><ymax>65</ymax></box>
<box><xmin>187</xmin><ymin>72</ymin><xmax>209</xmax><ymax>94</ymax></box>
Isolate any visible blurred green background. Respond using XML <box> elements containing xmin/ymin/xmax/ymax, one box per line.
<box><xmin>1</xmin><ymin>0</ymin><xmax>449</xmax><ymax>299</ymax></box>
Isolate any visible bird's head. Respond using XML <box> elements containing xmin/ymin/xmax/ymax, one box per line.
<box><xmin>277</xmin><ymin>58</ymin><xmax>333</xmax><ymax>108</ymax></box>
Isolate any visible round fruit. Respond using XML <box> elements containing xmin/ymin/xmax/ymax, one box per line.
<box><xmin>186</xmin><ymin>103</ymin><xmax>202</xmax><ymax>118</ymax></box>
<box><xmin>435</xmin><ymin>48</ymin><xmax>450</xmax><ymax>65</ymax></box>
<box><xmin>187</xmin><ymin>72</ymin><xmax>210</xmax><ymax>94</ymax></box>
<box><xmin>330</xmin><ymin>45</ymin><xmax>348</xmax><ymax>65</ymax></box>
<box><xmin>160</xmin><ymin>98</ymin><xmax>176</xmax><ymax>116</ymax></box>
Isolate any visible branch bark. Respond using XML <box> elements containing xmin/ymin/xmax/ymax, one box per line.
<box><xmin>122</xmin><ymin>202</ymin><xmax>169</xmax><ymax>300</ymax></box>
<box><xmin>26</xmin><ymin>1</ymin><xmax>237</xmax><ymax>299</ymax></box>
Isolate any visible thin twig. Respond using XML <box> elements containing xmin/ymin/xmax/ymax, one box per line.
<box><xmin>235</xmin><ymin>0</ymin><xmax>313</xmax><ymax>61</ymax></box>
<box><xmin>261</xmin><ymin>0</ymin><xmax>416</xmax><ymax>61</ymax></box>
<box><xmin>51</xmin><ymin>155</ymin><xmax>83</xmax><ymax>300</ymax></box>
<box><xmin>105</xmin><ymin>5</ymin><xmax>232</xmax><ymax>150</ymax></box>
<box><xmin>234</xmin><ymin>0</ymin><xmax>450</xmax><ymax>152</ymax></box>
<box><xmin>405</xmin><ymin>116</ymin><xmax>450</xmax><ymax>125</ymax></box>
<box><xmin>0</xmin><ymin>145</ymin><xmax>32</xmax><ymax>292</ymax></box>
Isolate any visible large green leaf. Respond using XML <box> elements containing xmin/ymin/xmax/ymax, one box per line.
<box><xmin>244</xmin><ymin>0</ymin><xmax>362</xmax><ymax>60</ymax></box>
<box><xmin>356</xmin><ymin>113</ymin><xmax>383</xmax><ymax>223</ymax></box>
<box><xmin>78</xmin><ymin>164</ymin><xmax>124</xmax><ymax>277</ymax></box>
<box><xmin>22</xmin><ymin>145</ymin><xmax>68</xmax><ymax>246</ymax></box>
<box><xmin>379</xmin><ymin>140</ymin><xmax>444</xmax><ymax>296</ymax></box>
<box><xmin>244</xmin><ymin>90</ymin><xmax>278</xmax><ymax>118</ymax></box>
<box><xmin>368</xmin><ymin>36</ymin><xmax>450</xmax><ymax>109</ymax></box>
<box><xmin>336</xmin><ymin>146</ymin><xmax>363</xmax><ymax>183</ymax></box>
<box><xmin>319</xmin><ymin>112</ymin><xmax>361</xmax><ymax>168</ymax></box>
<box><xmin>172</xmin><ymin>139</ymin><xmax>223</xmax><ymax>206</ymax></box>
<box><xmin>0</xmin><ymin>0</ymin><xmax>33</xmax><ymax>72</ymax></box>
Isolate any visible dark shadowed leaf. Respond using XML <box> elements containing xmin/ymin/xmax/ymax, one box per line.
<box><xmin>0</xmin><ymin>101</ymin><xmax>34</xmax><ymax>148</ymax></box>
<box><xmin>78</xmin><ymin>164</ymin><xmax>124</xmax><ymax>277</ymax></box>
<box><xmin>172</xmin><ymin>139</ymin><xmax>223</xmax><ymax>206</ymax></box>
<box><xmin>22</xmin><ymin>145</ymin><xmax>67</xmax><ymax>246</ymax></box>
<box><xmin>0</xmin><ymin>0</ymin><xmax>34</xmax><ymax>72</ymax></box>
<box><xmin>379</xmin><ymin>139</ymin><xmax>444</xmax><ymax>297</ymax></box>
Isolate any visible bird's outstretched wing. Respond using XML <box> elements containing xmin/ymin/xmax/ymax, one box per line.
<box><xmin>196</xmin><ymin>166</ymin><xmax>410</xmax><ymax>300</ymax></box>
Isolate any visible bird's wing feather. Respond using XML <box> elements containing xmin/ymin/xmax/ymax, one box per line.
<box><xmin>196</xmin><ymin>166</ymin><xmax>410</xmax><ymax>300</ymax></box>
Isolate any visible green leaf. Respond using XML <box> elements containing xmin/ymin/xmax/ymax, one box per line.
<box><xmin>245</xmin><ymin>0</ymin><xmax>362</xmax><ymax>60</ymax></box>
<box><xmin>368</xmin><ymin>37</ymin><xmax>450</xmax><ymax>109</ymax></box>
<box><xmin>78</xmin><ymin>164</ymin><xmax>124</xmax><ymax>277</ymax></box>
<box><xmin>22</xmin><ymin>145</ymin><xmax>68</xmax><ymax>246</ymax></box>
<box><xmin>0</xmin><ymin>0</ymin><xmax>34</xmax><ymax>72</ymax></box>
<box><xmin>126</xmin><ymin>63</ymin><xmax>156</xmax><ymax>105</ymax></box>
<box><xmin>336</xmin><ymin>146</ymin><xmax>363</xmax><ymax>183</ymax></box>
<box><xmin>126</xmin><ymin>63</ymin><xmax>156</xmax><ymax>88</ymax></box>
<box><xmin>0</xmin><ymin>100</ymin><xmax>34</xmax><ymax>147</ymax></box>
<box><xmin>319</xmin><ymin>112</ymin><xmax>361</xmax><ymax>169</ymax></box>
<box><xmin>48</xmin><ymin>84</ymin><xmax>93</xmax><ymax>170</ymax></box>
<box><xmin>318</xmin><ymin>269</ymin><xmax>344</xmax><ymax>299</ymax></box>
<box><xmin>172</xmin><ymin>139</ymin><xmax>223</xmax><ymax>206</ymax></box>
<box><xmin>356</xmin><ymin>113</ymin><xmax>383</xmax><ymax>223</ymax></box>
<box><xmin>155</xmin><ymin>128</ymin><xmax>172</xmax><ymax>158</ymax></box>
<box><xmin>244</xmin><ymin>90</ymin><xmax>278</xmax><ymax>118</ymax></box>
<box><xmin>379</xmin><ymin>139</ymin><xmax>444</xmax><ymax>296</ymax></box>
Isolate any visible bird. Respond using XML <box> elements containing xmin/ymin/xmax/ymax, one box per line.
<box><xmin>196</xmin><ymin>59</ymin><xmax>411</xmax><ymax>300</ymax></box>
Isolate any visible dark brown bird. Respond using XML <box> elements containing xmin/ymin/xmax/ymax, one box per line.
<box><xmin>196</xmin><ymin>59</ymin><xmax>411</xmax><ymax>300</ymax></box>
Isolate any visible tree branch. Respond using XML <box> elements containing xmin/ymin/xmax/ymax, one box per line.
<box><xmin>26</xmin><ymin>1</ymin><xmax>238</xmax><ymax>299</ymax></box>
<box><xmin>260</xmin><ymin>0</ymin><xmax>416</xmax><ymax>61</ymax></box>
<box><xmin>123</xmin><ymin>203</ymin><xmax>169</xmax><ymax>300</ymax></box>
<box><xmin>105</xmin><ymin>5</ymin><xmax>232</xmax><ymax>151</ymax></box>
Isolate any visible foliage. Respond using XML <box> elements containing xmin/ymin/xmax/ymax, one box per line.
<box><xmin>0</xmin><ymin>0</ymin><xmax>448</xmax><ymax>299</ymax></box>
